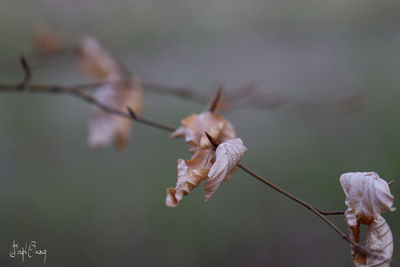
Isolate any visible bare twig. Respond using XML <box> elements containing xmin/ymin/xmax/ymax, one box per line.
<box><xmin>236</xmin><ymin>163</ymin><xmax>383</xmax><ymax>260</ymax></box>
<box><xmin>203</xmin><ymin>131</ymin><xmax>381</xmax><ymax>259</ymax></box>
<box><xmin>0</xmin><ymin>84</ymin><xmax>175</xmax><ymax>134</ymax></box>
<box><xmin>209</xmin><ymin>85</ymin><xmax>223</xmax><ymax>112</ymax></box>
<box><xmin>315</xmin><ymin>208</ymin><xmax>345</xmax><ymax>216</ymax></box>
<box><xmin>127</xmin><ymin>107</ymin><xmax>175</xmax><ymax>132</ymax></box>
<box><xmin>64</xmin><ymin>88</ymin><xmax>176</xmax><ymax>132</ymax></box>
<box><xmin>225</xmin><ymin>80</ymin><xmax>257</xmax><ymax>102</ymax></box>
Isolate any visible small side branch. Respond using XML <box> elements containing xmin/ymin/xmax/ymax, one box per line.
<box><xmin>19</xmin><ymin>55</ymin><xmax>32</xmax><ymax>91</ymax></box>
<box><xmin>127</xmin><ymin>107</ymin><xmax>176</xmax><ymax>132</ymax></box>
<box><xmin>65</xmin><ymin>88</ymin><xmax>177</xmax><ymax>132</ymax></box>
<box><xmin>315</xmin><ymin>208</ymin><xmax>345</xmax><ymax>216</ymax></box>
<box><xmin>209</xmin><ymin>85</ymin><xmax>222</xmax><ymax>112</ymax></box>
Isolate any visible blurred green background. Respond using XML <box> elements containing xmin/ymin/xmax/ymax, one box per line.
<box><xmin>0</xmin><ymin>0</ymin><xmax>399</xmax><ymax>266</ymax></box>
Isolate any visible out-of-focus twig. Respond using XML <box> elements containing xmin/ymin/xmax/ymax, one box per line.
<box><xmin>0</xmin><ymin>59</ymin><xmax>175</xmax><ymax>133</ymax></box>
<box><xmin>19</xmin><ymin>55</ymin><xmax>32</xmax><ymax>92</ymax></box>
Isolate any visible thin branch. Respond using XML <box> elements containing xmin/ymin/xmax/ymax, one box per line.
<box><xmin>0</xmin><ymin>79</ymin><xmax>221</xmax><ymax>105</ymax></box>
<box><xmin>0</xmin><ymin>83</ymin><xmax>176</xmax><ymax>134</ymax></box>
<box><xmin>64</xmin><ymin>88</ymin><xmax>176</xmax><ymax>132</ymax></box>
<box><xmin>209</xmin><ymin>85</ymin><xmax>222</xmax><ymax>112</ymax></box>
<box><xmin>4</xmin><ymin>49</ymin><xmax>365</xmax><ymax>117</ymax></box>
<box><xmin>203</xmin><ymin>132</ymin><xmax>379</xmax><ymax>259</ymax></box>
<box><xmin>315</xmin><ymin>208</ymin><xmax>345</xmax><ymax>216</ymax></box>
<box><xmin>127</xmin><ymin>107</ymin><xmax>175</xmax><ymax>132</ymax></box>
<box><xmin>1</xmin><ymin>59</ymin><xmax>177</xmax><ymax>133</ymax></box>
<box><xmin>225</xmin><ymin>80</ymin><xmax>257</xmax><ymax>102</ymax></box>
<box><xmin>236</xmin><ymin>163</ymin><xmax>382</xmax><ymax>260</ymax></box>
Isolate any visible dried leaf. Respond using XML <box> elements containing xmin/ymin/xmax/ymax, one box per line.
<box><xmin>171</xmin><ymin>111</ymin><xmax>236</xmax><ymax>155</ymax></box>
<box><xmin>33</xmin><ymin>25</ymin><xmax>64</xmax><ymax>55</ymax></box>
<box><xmin>204</xmin><ymin>138</ymin><xmax>247</xmax><ymax>202</ymax></box>
<box><xmin>340</xmin><ymin>172</ymin><xmax>395</xmax><ymax>267</ymax></box>
<box><xmin>166</xmin><ymin>149</ymin><xmax>215</xmax><ymax>207</ymax></box>
<box><xmin>78</xmin><ymin>36</ymin><xmax>144</xmax><ymax>149</ymax></box>
<box><xmin>340</xmin><ymin>172</ymin><xmax>394</xmax><ymax>227</ymax></box>
<box><xmin>77</xmin><ymin>36</ymin><xmax>126</xmax><ymax>80</ymax></box>
<box><xmin>166</xmin><ymin>138</ymin><xmax>247</xmax><ymax>207</ymax></box>
<box><xmin>88</xmin><ymin>78</ymin><xmax>144</xmax><ymax>149</ymax></box>
<box><xmin>364</xmin><ymin>215</ymin><xmax>393</xmax><ymax>267</ymax></box>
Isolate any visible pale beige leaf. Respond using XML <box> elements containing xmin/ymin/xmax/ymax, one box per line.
<box><xmin>171</xmin><ymin>111</ymin><xmax>236</xmax><ymax>155</ymax></box>
<box><xmin>204</xmin><ymin>138</ymin><xmax>247</xmax><ymax>202</ymax></box>
<box><xmin>166</xmin><ymin>149</ymin><xmax>215</xmax><ymax>207</ymax></box>
<box><xmin>340</xmin><ymin>172</ymin><xmax>394</xmax><ymax>227</ymax></box>
<box><xmin>88</xmin><ymin>77</ymin><xmax>144</xmax><ymax>149</ymax></box>
<box><xmin>340</xmin><ymin>172</ymin><xmax>395</xmax><ymax>267</ymax></box>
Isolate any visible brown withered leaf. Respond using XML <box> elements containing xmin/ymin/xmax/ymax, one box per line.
<box><xmin>166</xmin><ymin>149</ymin><xmax>215</xmax><ymax>207</ymax></box>
<box><xmin>88</xmin><ymin>77</ymin><xmax>144</xmax><ymax>149</ymax></box>
<box><xmin>171</xmin><ymin>111</ymin><xmax>236</xmax><ymax>155</ymax></box>
<box><xmin>33</xmin><ymin>25</ymin><xmax>64</xmax><ymax>55</ymax></box>
<box><xmin>166</xmin><ymin>138</ymin><xmax>247</xmax><ymax>207</ymax></box>
<box><xmin>340</xmin><ymin>172</ymin><xmax>395</xmax><ymax>267</ymax></box>
<box><xmin>204</xmin><ymin>138</ymin><xmax>247</xmax><ymax>202</ymax></box>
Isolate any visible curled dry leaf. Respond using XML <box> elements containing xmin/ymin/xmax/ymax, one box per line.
<box><xmin>33</xmin><ymin>25</ymin><xmax>64</xmax><ymax>55</ymax></box>
<box><xmin>78</xmin><ymin>36</ymin><xmax>144</xmax><ymax>149</ymax></box>
<box><xmin>204</xmin><ymin>138</ymin><xmax>247</xmax><ymax>202</ymax></box>
<box><xmin>166</xmin><ymin>149</ymin><xmax>215</xmax><ymax>207</ymax></box>
<box><xmin>340</xmin><ymin>172</ymin><xmax>395</xmax><ymax>227</ymax></box>
<box><xmin>340</xmin><ymin>172</ymin><xmax>395</xmax><ymax>267</ymax></box>
<box><xmin>171</xmin><ymin>111</ymin><xmax>236</xmax><ymax>155</ymax></box>
<box><xmin>166</xmin><ymin>137</ymin><xmax>247</xmax><ymax>207</ymax></box>
<box><xmin>365</xmin><ymin>215</ymin><xmax>393</xmax><ymax>267</ymax></box>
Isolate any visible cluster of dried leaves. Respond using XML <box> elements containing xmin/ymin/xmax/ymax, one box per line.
<box><xmin>30</xmin><ymin>26</ymin><xmax>396</xmax><ymax>266</ymax></box>
<box><xmin>341</xmin><ymin>172</ymin><xmax>395</xmax><ymax>267</ymax></box>
<box><xmin>166</xmin><ymin>111</ymin><xmax>247</xmax><ymax>207</ymax></box>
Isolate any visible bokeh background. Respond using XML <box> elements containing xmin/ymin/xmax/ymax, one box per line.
<box><xmin>0</xmin><ymin>0</ymin><xmax>399</xmax><ymax>266</ymax></box>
